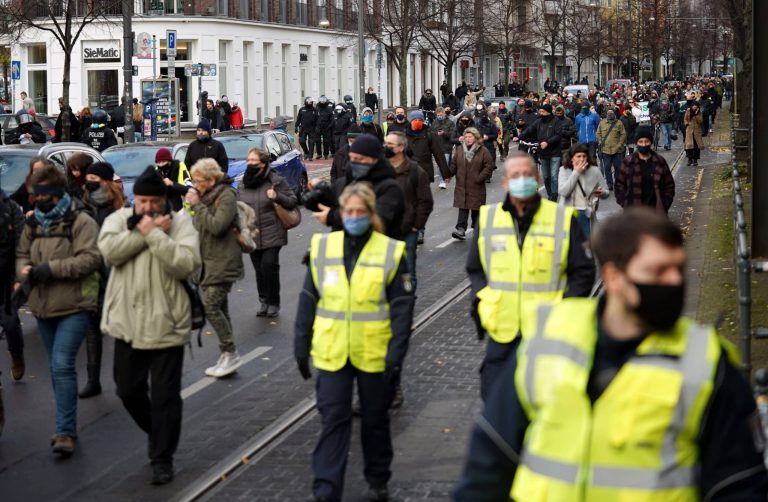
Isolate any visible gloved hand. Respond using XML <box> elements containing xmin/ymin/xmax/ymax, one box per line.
<box><xmin>383</xmin><ymin>364</ymin><xmax>401</xmax><ymax>386</ymax></box>
<box><xmin>471</xmin><ymin>297</ymin><xmax>486</xmax><ymax>341</ymax></box>
<box><xmin>29</xmin><ymin>263</ymin><xmax>52</xmax><ymax>283</ymax></box>
<box><xmin>296</xmin><ymin>357</ymin><xmax>312</xmax><ymax>380</ymax></box>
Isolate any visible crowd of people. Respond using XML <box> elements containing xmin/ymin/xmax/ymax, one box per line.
<box><xmin>1</xmin><ymin>72</ymin><xmax>761</xmax><ymax>502</ymax></box>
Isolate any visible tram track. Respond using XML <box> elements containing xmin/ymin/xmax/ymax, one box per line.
<box><xmin>173</xmin><ymin>279</ymin><xmax>471</xmax><ymax>502</ymax></box>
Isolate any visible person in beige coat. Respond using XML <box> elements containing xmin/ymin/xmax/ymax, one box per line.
<box><xmin>684</xmin><ymin>101</ymin><xmax>705</xmax><ymax>166</ymax></box>
<box><xmin>99</xmin><ymin>166</ymin><xmax>201</xmax><ymax>485</ymax></box>
<box><xmin>15</xmin><ymin>165</ymin><xmax>101</xmax><ymax>457</ymax></box>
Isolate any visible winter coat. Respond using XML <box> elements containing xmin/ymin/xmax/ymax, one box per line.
<box><xmin>236</xmin><ymin>169</ymin><xmax>298</xmax><ymax>250</ymax></box>
<box><xmin>332</xmin><ymin>112</ymin><xmax>353</xmax><ymax>136</ymax></box>
<box><xmin>8</xmin><ymin>122</ymin><xmax>46</xmax><ymax>144</ymax></box>
<box><xmin>620</xmin><ymin>112</ymin><xmax>638</xmax><ymax>145</ymax></box>
<box><xmin>464</xmin><ymin>90</ymin><xmax>484</xmax><ymax>110</ymax></box>
<box><xmin>405</xmin><ymin>126</ymin><xmax>449</xmax><ymax>181</ymax></box>
<box><xmin>431</xmin><ymin>116</ymin><xmax>456</xmax><ymax>153</ymax></box>
<box><xmin>230</xmin><ymin>106</ymin><xmax>244</xmax><ymax>129</ymax></box>
<box><xmin>80</xmin><ymin>126</ymin><xmax>118</xmax><ymax>152</ymax></box>
<box><xmin>575</xmin><ymin>111</ymin><xmax>601</xmax><ymax>144</ymax></box>
<box><xmin>557</xmin><ymin>115</ymin><xmax>576</xmax><ymax>149</ymax></box>
<box><xmin>219</xmin><ymin>101</ymin><xmax>232</xmax><ymax>130</ymax></box>
<box><xmin>15</xmin><ymin>200</ymin><xmax>101</xmax><ymax>318</ymax></box>
<box><xmin>330</xmin><ymin>143</ymin><xmax>351</xmax><ymax>182</ymax></box>
<box><xmin>202</xmin><ymin>106</ymin><xmax>224</xmax><ymax>131</ymax></box>
<box><xmin>449</xmin><ymin>143</ymin><xmax>494</xmax><ymax>210</ymax></box>
<box><xmin>328</xmin><ymin>158</ymin><xmax>405</xmax><ymax>239</ymax></box>
<box><xmin>365</xmin><ymin>92</ymin><xmax>379</xmax><ymax>111</ymax></box>
<box><xmin>54</xmin><ymin>106</ymin><xmax>80</xmax><ymax>143</ymax></box>
<box><xmin>614</xmin><ymin>151</ymin><xmax>675</xmax><ymax>213</ymax></box>
<box><xmin>192</xmin><ymin>182</ymin><xmax>245</xmax><ymax>287</ymax></box>
<box><xmin>391</xmin><ymin>158</ymin><xmax>434</xmax><ymax>234</ymax></box>
<box><xmin>684</xmin><ymin>109</ymin><xmax>704</xmax><ymax>150</ymax></box>
<box><xmin>596</xmin><ymin>118</ymin><xmax>627</xmax><ymax>156</ymax></box>
<box><xmin>522</xmin><ymin>116</ymin><xmax>562</xmax><ymax>159</ymax></box>
<box><xmin>184</xmin><ymin>137</ymin><xmax>229</xmax><ymax>172</ymax></box>
<box><xmin>557</xmin><ymin>165</ymin><xmax>609</xmax><ymax>211</ymax></box>
<box><xmin>445</xmin><ymin>94</ymin><xmax>459</xmax><ymax>112</ymax></box>
<box><xmin>99</xmin><ymin>207</ymin><xmax>201</xmax><ymax>350</ymax></box>
<box><xmin>316</xmin><ymin>103</ymin><xmax>334</xmax><ymax>132</ymax></box>
<box><xmin>359</xmin><ymin>122</ymin><xmax>384</xmax><ymax>142</ymax></box>
<box><xmin>418</xmin><ymin>94</ymin><xmax>437</xmax><ymax>111</ymax></box>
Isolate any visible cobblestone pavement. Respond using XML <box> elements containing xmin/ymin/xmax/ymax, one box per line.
<box><xmin>206</xmin><ymin>292</ymin><xmax>482</xmax><ymax>502</ymax></box>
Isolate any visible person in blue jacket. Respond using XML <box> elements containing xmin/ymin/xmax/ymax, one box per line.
<box><xmin>574</xmin><ymin>102</ymin><xmax>601</xmax><ymax>160</ymax></box>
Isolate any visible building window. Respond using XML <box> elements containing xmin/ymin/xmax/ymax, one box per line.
<box><xmin>27</xmin><ymin>44</ymin><xmax>47</xmax><ymax>113</ymax></box>
<box><xmin>28</xmin><ymin>45</ymin><xmax>46</xmax><ymax>64</ymax></box>
<box><xmin>517</xmin><ymin>4</ymin><xmax>527</xmax><ymax>32</ymax></box>
<box><xmin>296</xmin><ymin>0</ymin><xmax>308</xmax><ymax>24</ymax></box>
<box><xmin>334</xmin><ymin>0</ymin><xmax>343</xmax><ymax>29</ymax></box>
<box><xmin>263</xmin><ymin>43</ymin><xmax>272</xmax><ymax>117</ymax></box>
<box><xmin>217</xmin><ymin>0</ymin><xmax>228</xmax><ymax>15</ymax></box>
<box><xmin>220</xmin><ymin>40</ymin><xmax>230</xmax><ymax>98</ymax></box>
<box><xmin>244</xmin><ymin>42</ymin><xmax>253</xmax><ymax>116</ymax></box>
<box><xmin>337</xmin><ymin>48</ymin><xmax>344</xmax><ymax>99</ymax></box>
<box><xmin>279</xmin><ymin>0</ymin><xmax>287</xmax><ymax>22</ymax></box>
<box><xmin>160</xmin><ymin>40</ymin><xmax>190</xmax><ymax>61</ymax></box>
<box><xmin>282</xmin><ymin>44</ymin><xmax>290</xmax><ymax>115</ymax></box>
<box><xmin>87</xmin><ymin>69</ymin><xmax>119</xmax><ymax>110</ymax></box>
<box><xmin>239</xmin><ymin>0</ymin><xmax>249</xmax><ymax>18</ymax></box>
<box><xmin>319</xmin><ymin>47</ymin><xmax>327</xmax><ymax>96</ymax></box>
<box><xmin>261</xmin><ymin>0</ymin><xmax>270</xmax><ymax>20</ymax></box>
<box><xmin>299</xmin><ymin>45</ymin><xmax>309</xmax><ymax>98</ymax></box>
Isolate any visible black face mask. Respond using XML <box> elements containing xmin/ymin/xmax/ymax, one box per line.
<box><xmin>243</xmin><ymin>163</ymin><xmax>267</xmax><ymax>187</ymax></box>
<box><xmin>632</xmin><ymin>281</ymin><xmax>686</xmax><ymax>332</ymax></box>
<box><xmin>85</xmin><ymin>181</ymin><xmax>101</xmax><ymax>192</ymax></box>
<box><xmin>34</xmin><ymin>199</ymin><xmax>57</xmax><ymax>213</ymax></box>
<box><xmin>383</xmin><ymin>146</ymin><xmax>397</xmax><ymax>158</ymax></box>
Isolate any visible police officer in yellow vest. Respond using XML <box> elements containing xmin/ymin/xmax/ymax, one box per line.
<box><xmin>467</xmin><ymin>151</ymin><xmax>595</xmax><ymax>400</ymax></box>
<box><xmin>455</xmin><ymin>207</ymin><xmax>768</xmax><ymax>501</ymax></box>
<box><xmin>155</xmin><ymin>148</ymin><xmax>192</xmax><ymax>212</ymax></box>
<box><xmin>294</xmin><ymin>183</ymin><xmax>415</xmax><ymax>502</ymax></box>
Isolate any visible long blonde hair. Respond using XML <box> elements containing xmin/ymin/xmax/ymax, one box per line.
<box><xmin>339</xmin><ymin>182</ymin><xmax>384</xmax><ymax>234</ymax></box>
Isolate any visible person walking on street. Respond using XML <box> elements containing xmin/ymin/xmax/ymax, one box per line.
<box><xmin>78</xmin><ymin>162</ymin><xmax>126</xmax><ymax>399</ymax></box>
<box><xmin>620</xmin><ymin>107</ymin><xmax>638</xmax><ymax>155</ymax></box>
<box><xmin>15</xmin><ymin>165</ymin><xmax>101</xmax><ymax>456</ymax></box>
<box><xmin>332</xmin><ymin>105</ymin><xmax>353</xmax><ymax>151</ymax></box>
<box><xmin>684</xmin><ymin>101</ymin><xmax>704</xmax><ymax>166</ymax></box>
<box><xmin>202</xmin><ymin>100</ymin><xmax>224</xmax><ymax>132</ymax></box>
<box><xmin>365</xmin><ymin>87</ymin><xmax>379</xmax><ymax>112</ymax></box>
<box><xmin>521</xmin><ymin>103</ymin><xmax>562</xmax><ymax>199</ymax></box>
<box><xmin>454</xmin><ymin>208</ymin><xmax>768</xmax><ymax>501</ymax></box>
<box><xmin>237</xmin><ymin>148</ymin><xmax>298</xmax><ymax>318</ymax></box>
<box><xmin>54</xmin><ymin>97</ymin><xmax>80</xmax><ymax>143</ymax></box>
<box><xmin>595</xmin><ymin>108</ymin><xmax>626</xmax><ymax>191</ymax></box>
<box><xmin>359</xmin><ymin>107</ymin><xmax>384</xmax><ymax>142</ymax></box>
<box><xmin>99</xmin><ymin>166</ymin><xmax>201</xmax><ymax>484</ymax></box>
<box><xmin>229</xmin><ymin>102</ymin><xmax>244</xmax><ymax>130</ymax></box>
<box><xmin>387</xmin><ymin>107</ymin><xmax>408</xmax><ymax>134</ymax></box>
<box><xmin>449</xmin><ymin>128</ymin><xmax>494</xmax><ymax>241</ymax></box>
<box><xmin>657</xmin><ymin>98</ymin><xmax>676</xmax><ymax>150</ymax></box>
<box><xmin>315</xmin><ymin>96</ymin><xmax>334</xmax><ymax>159</ymax></box>
<box><xmin>155</xmin><ymin>148</ymin><xmax>191</xmax><ymax>212</ymax></box>
<box><xmin>614</xmin><ymin>126</ymin><xmax>675</xmax><ymax>213</ymax></box>
<box><xmin>384</xmin><ymin>131</ymin><xmax>434</xmax><ymax>291</ymax></box>
<box><xmin>432</xmin><ymin>107</ymin><xmax>456</xmax><ymax>189</ymax></box>
<box><xmin>296</xmin><ymin>97</ymin><xmax>318</xmax><ymax>160</ymax></box>
<box><xmin>558</xmin><ymin>143</ymin><xmax>609</xmax><ymax>238</ymax></box>
<box><xmin>574</xmin><ymin>102</ymin><xmax>601</xmax><ymax>159</ymax></box>
<box><xmin>294</xmin><ymin>183</ymin><xmax>415</xmax><ymax>502</ymax></box>
<box><xmin>184</xmin><ymin>119</ymin><xmax>229</xmax><ymax>172</ymax></box>
<box><xmin>219</xmin><ymin>96</ymin><xmax>232</xmax><ymax>131</ymax></box>
<box><xmin>0</xmin><ymin>189</ymin><xmax>25</xmax><ymax>388</ymax></box>
<box><xmin>343</xmin><ymin>95</ymin><xmax>357</xmax><ymax>122</ymax></box>
<box><xmin>185</xmin><ymin>159</ymin><xmax>244</xmax><ymax>377</ymax></box>
<box><xmin>466</xmin><ymin>152</ymin><xmax>595</xmax><ymax>400</ymax></box>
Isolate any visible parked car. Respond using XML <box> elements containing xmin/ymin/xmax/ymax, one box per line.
<box><xmin>563</xmin><ymin>85</ymin><xmax>590</xmax><ymax>98</ymax></box>
<box><xmin>214</xmin><ymin>129</ymin><xmax>308</xmax><ymax>198</ymax></box>
<box><xmin>103</xmin><ymin>141</ymin><xmax>188</xmax><ymax>199</ymax></box>
<box><xmin>0</xmin><ymin>142</ymin><xmax>106</xmax><ymax>193</ymax></box>
<box><xmin>1</xmin><ymin>113</ymin><xmax>57</xmax><ymax>144</ymax></box>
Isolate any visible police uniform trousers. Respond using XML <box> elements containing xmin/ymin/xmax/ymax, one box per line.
<box><xmin>479</xmin><ymin>336</ymin><xmax>521</xmax><ymax>401</ymax></box>
<box><xmin>313</xmin><ymin>361</ymin><xmax>395</xmax><ymax>500</ymax></box>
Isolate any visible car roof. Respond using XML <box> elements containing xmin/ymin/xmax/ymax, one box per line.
<box><xmin>214</xmin><ymin>129</ymin><xmax>268</xmax><ymax>137</ymax></box>
<box><xmin>104</xmin><ymin>141</ymin><xmax>188</xmax><ymax>149</ymax></box>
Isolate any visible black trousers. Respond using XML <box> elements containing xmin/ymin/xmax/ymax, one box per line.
<box><xmin>113</xmin><ymin>339</ymin><xmax>184</xmax><ymax>465</ymax></box>
<box><xmin>456</xmin><ymin>208</ymin><xmax>480</xmax><ymax>231</ymax></box>
<box><xmin>315</xmin><ymin>130</ymin><xmax>332</xmax><ymax>157</ymax></box>
<box><xmin>313</xmin><ymin>362</ymin><xmax>395</xmax><ymax>501</ymax></box>
<box><xmin>249</xmin><ymin>246</ymin><xmax>281</xmax><ymax>306</ymax></box>
<box><xmin>0</xmin><ymin>278</ymin><xmax>23</xmax><ymax>356</ymax></box>
<box><xmin>480</xmin><ymin>337</ymin><xmax>521</xmax><ymax>401</ymax></box>
<box><xmin>299</xmin><ymin>130</ymin><xmax>315</xmax><ymax>157</ymax></box>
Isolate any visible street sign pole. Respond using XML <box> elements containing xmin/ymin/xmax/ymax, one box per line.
<box><xmin>11</xmin><ymin>60</ymin><xmax>20</xmax><ymax>112</ymax></box>
<box><xmin>122</xmin><ymin>0</ymin><xmax>134</xmax><ymax>143</ymax></box>
<box><xmin>167</xmin><ymin>31</ymin><xmax>176</xmax><ymax>142</ymax></box>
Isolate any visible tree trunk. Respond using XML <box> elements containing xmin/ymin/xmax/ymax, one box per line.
<box><xmin>62</xmin><ymin>50</ymin><xmax>72</xmax><ymax>142</ymax></box>
<box><xmin>398</xmin><ymin>47</ymin><xmax>409</xmax><ymax>107</ymax></box>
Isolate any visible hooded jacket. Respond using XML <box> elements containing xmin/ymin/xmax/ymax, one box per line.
<box><xmin>405</xmin><ymin>125</ymin><xmax>450</xmax><ymax>181</ymax></box>
<box><xmin>575</xmin><ymin>110</ymin><xmax>601</xmax><ymax>144</ymax></box>
<box><xmin>184</xmin><ymin>136</ymin><xmax>229</xmax><ymax>172</ymax></box>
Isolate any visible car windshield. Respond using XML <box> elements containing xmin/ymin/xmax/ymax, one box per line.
<box><xmin>217</xmin><ymin>135</ymin><xmax>264</xmax><ymax>160</ymax></box>
<box><xmin>104</xmin><ymin>148</ymin><xmax>162</xmax><ymax>177</ymax></box>
<box><xmin>0</xmin><ymin>153</ymin><xmax>33</xmax><ymax>192</ymax></box>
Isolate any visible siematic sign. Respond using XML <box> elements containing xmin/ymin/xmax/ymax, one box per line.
<box><xmin>83</xmin><ymin>41</ymin><xmax>121</xmax><ymax>62</ymax></box>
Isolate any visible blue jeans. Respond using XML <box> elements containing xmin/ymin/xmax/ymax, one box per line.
<box><xmin>600</xmin><ymin>152</ymin><xmax>623</xmax><ymax>189</ymax></box>
<box><xmin>540</xmin><ymin>156</ymin><xmax>561</xmax><ymax>199</ymax></box>
<box><xmin>575</xmin><ymin>210</ymin><xmax>592</xmax><ymax>239</ymax></box>
<box><xmin>661</xmin><ymin>122</ymin><xmax>673</xmax><ymax>148</ymax></box>
<box><xmin>37</xmin><ymin>312</ymin><xmax>90</xmax><ymax>436</ymax></box>
<box><xmin>404</xmin><ymin>231</ymin><xmax>418</xmax><ymax>292</ymax></box>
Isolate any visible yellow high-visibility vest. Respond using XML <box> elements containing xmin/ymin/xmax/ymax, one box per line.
<box><xmin>476</xmin><ymin>199</ymin><xmax>573</xmax><ymax>342</ymax></box>
<box><xmin>512</xmin><ymin>298</ymin><xmax>721</xmax><ymax>501</ymax></box>
<box><xmin>309</xmin><ymin>230</ymin><xmax>405</xmax><ymax>372</ymax></box>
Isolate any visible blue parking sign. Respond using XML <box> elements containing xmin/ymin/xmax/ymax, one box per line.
<box><xmin>11</xmin><ymin>61</ymin><xmax>21</xmax><ymax>81</ymax></box>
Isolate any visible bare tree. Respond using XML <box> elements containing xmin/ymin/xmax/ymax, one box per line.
<box><xmin>363</xmin><ymin>0</ymin><xmax>432</xmax><ymax>107</ymax></box>
<box><xmin>484</xmin><ymin>0</ymin><xmax>531</xmax><ymax>89</ymax></box>
<box><xmin>566</xmin><ymin>6</ymin><xmax>595</xmax><ymax>81</ymax></box>
<box><xmin>0</xmin><ymin>0</ymin><xmax>122</xmax><ymax>141</ymax></box>
<box><xmin>531</xmin><ymin>0</ymin><xmax>574</xmax><ymax>81</ymax></box>
<box><xmin>418</xmin><ymin>0</ymin><xmax>478</xmax><ymax>92</ymax></box>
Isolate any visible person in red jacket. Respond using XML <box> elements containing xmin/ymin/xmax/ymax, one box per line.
<box><xmin>229</xmin><ymin>102</ymin><xmax>244</xmax><ymax>129</ymax></box>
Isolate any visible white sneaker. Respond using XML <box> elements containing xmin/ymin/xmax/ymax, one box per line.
<box><xmin>439</xmin><ymin>181</ymin><xmax>447</xmax><ymax>189</ymax></box>
<box><xmin>205</xmin><ymin>352</ymin><xmax>227</xmax><ymax>377</ymax></box>
<box><xmin>213</xmin><ymin>351</ymin><xmax>241</xmax><ymax>378</ymax></box>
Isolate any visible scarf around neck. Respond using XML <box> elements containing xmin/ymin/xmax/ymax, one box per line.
<box><xmin>463</xmin><ymin>141</ymin><xmax>480</xmax><ymax>162</ymax></box>
<box><xmin>34</xmin><ymin>192</ymin><xmax>72</xmax><ymax>235</ymax></box>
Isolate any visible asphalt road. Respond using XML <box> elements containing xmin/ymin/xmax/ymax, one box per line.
<box><xmin>0</xmin><ymin>139</ymin><xmax>685</xmax><ymax>500</ymax></box>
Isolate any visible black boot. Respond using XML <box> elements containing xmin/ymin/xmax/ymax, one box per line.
<box><xmin>79</xmin><ymin>326</ymin><xmax>102</xmax><ymax>398</ymax></box>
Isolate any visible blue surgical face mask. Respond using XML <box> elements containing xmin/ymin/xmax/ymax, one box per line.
<box><xmin>508</xmin><ymin>176</ymin><xmax>539</xmax><ymax>199</ymax></box>
<box><xmin>349</xmin><ymin>162</ymin><xmax>373</xmax><ymax>179</ymax></box>
<box><xmin>343</xmin><ymin>215</ymin><xmax>371</xmax><ymax>236</ymax></box>
<box><xmin>637</xmin><ymin>145</ymin><xmax>652</xmax><ymax>154</ymax></box>
<box><xmin>361</xmin><ymin>115</ymin><xmax>373</xmax><ymax>124</ymax></box>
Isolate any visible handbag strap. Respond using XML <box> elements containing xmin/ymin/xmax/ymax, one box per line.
<box><xmin>599</xmin><ymin>120</ymin><xmax>618</xmax><ymax>151</ymax></box>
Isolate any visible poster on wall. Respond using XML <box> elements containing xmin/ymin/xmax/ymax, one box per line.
<box><xmin>141</xmin><ymin>78</ymin><xmax>179</xmax><ymax>139</ymax></box>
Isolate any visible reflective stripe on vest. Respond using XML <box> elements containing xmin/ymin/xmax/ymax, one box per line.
<box><xmin>476</xmin><ymin>200</ymin><xmax>572</xmax><ymax>342</ymax></box>
<box><xmin>309</xmin><ymin>231</ymin><xmax>403</xmax><ymax>372</ymax></box>
<box><xmin>512</xmin><ymin>299</ymin><xmax>719</xmax><ymax>501</ymax></box>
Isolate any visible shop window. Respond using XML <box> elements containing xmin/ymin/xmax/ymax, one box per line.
<box><xmin>87</xmin><ymin>69</ymin><xmax>119</xmax><ymax>110</ymax></box>
<box><xmin>28</xmin><ymin>45</ymin><xmax>47</xmax><ymax>64</ymax></box>
<box><xmin>160</xmin><ymin>40</ymin><xmax>190</xmax><ymax>61</ymax></box>
<box><xmin>28</xmin><ymin>71</ymin><xmax>48</xmax><ymax>114</ymax></box>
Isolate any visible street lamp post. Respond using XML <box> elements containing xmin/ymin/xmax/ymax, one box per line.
<box><xmin>358</xmin><ymin>0</ymin><xmax>365</xmax><ymax>113</ymax></box>
<box><xmin>122</xmin><ymin>0</ymin><xmax>134</xmax><ymax>143</ymax></box>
